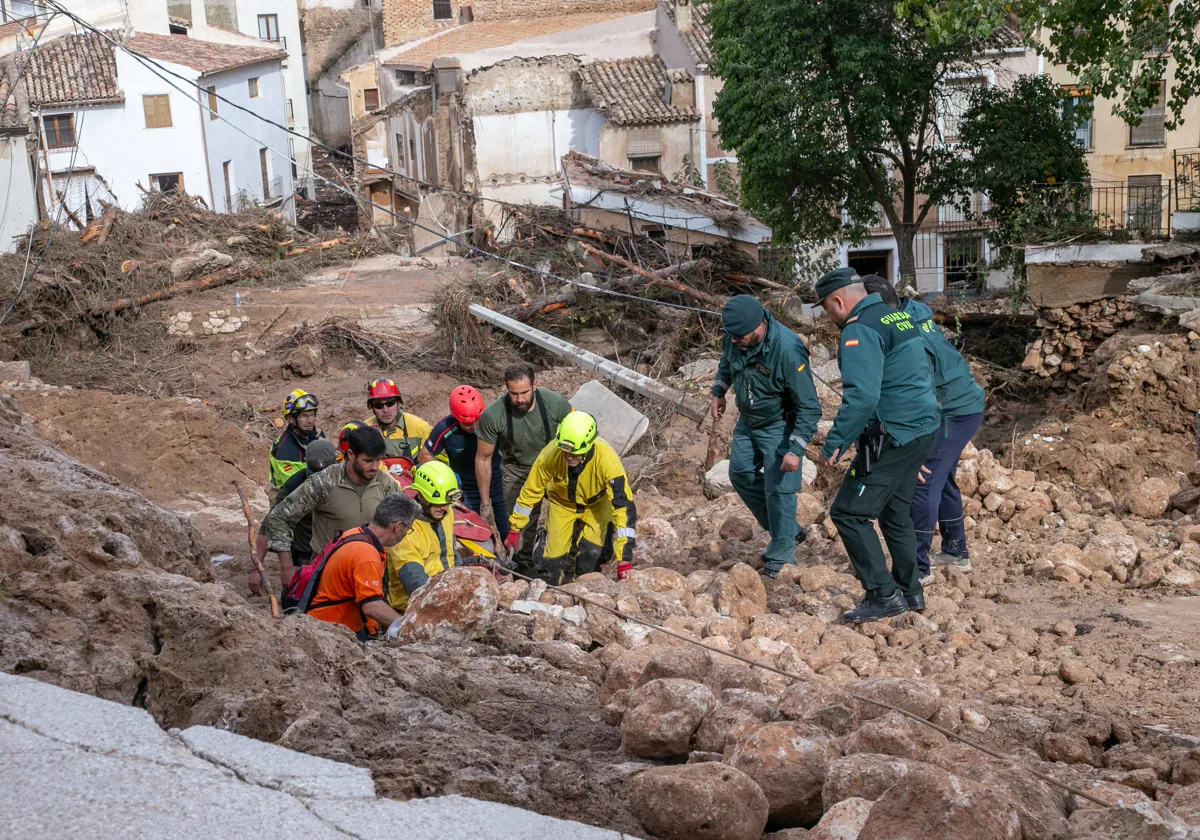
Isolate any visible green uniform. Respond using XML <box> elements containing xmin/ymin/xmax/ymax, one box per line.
<box><xmin>264</xmin><ymin>461</ymin><xmax>401</xmax><ymax>556</ymax></box>
<box><xmin>477</xmin><ymin>387</ymin><xmax>573</xmax><ymax>575</ymax></box>
<box><xmin>713</xmin><ymin>314</ymin><xmax>821</xmax><ymax>570</ymax></box>
<box><xmin>269</xmin><ymin>426</ymin><xmax>325</xmax><ymax>490</ymax></box>
<box><xmin>367</xmin><ymin>412</ymin><xmax>432</xmax><ymax>461</ymax></box>
<box><xmin>823</xmin><ymin>293</ymin><xmax>941</xmax><ymax>598</ymax></box>
<box><xmin>901</xmin><ymin>299</ymin><xmax>986</xmax><ymax>417</ymax></box>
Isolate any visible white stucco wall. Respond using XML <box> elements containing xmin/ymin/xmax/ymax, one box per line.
<box><xmin>203</xmin><ymin>60</ymin><xmax>295</xmax><ymax>217</ymax></box>
<box><xmin>472</xmin><ymin>108</ymin><xmax>602</xmax><ymax>184</ymax></box>
<box><xmin>0</xmin><ymin>134</ymin><xmax>39</xmax><ymax>253</ymax></box>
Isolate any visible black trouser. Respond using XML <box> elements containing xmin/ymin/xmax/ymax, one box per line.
<box><xmin>830</xmin><ymin>431</ymin><xmax>937</xmax><ymax>598</ymax></box>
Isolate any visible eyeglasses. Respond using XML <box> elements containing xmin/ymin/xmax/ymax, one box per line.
<box><xmin>371</xmin><ymin>398</ymin><xmax>399</xmax><ymax>409</ymax></box>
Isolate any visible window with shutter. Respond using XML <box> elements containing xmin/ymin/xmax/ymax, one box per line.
<box><xmin>207</xmin><ymin>86</ymin><xmax>218</xmax><ymax>119</ymax></box>
<box><xmin>248</xmin><ymin>78</ymin><xmax>259</xmax><ymax>98</ymax></box>
<box><xmin>627</xmin><ymin>128</ymin><xmax>663</xmax><ymax>157</ymax></box>
<box><xmin>143</xmin><ymin>95</ymin><xmax>172</xmax><ymax>128</ymax></box>
<box><xmin>1129</xmin><ymin>82</ymin><xmax>1166</xmax><ymax>146</ymax></box>
<box><xmin>363</xmin><ymin>88</ymin><xmax>380</xmax><ymax>110</ymax></box>
<box><xmin>43</xmin><ymin>114</ymin><xmax>75</xmax><ymax>148</ymax></box>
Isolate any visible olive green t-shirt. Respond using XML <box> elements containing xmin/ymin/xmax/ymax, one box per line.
<box><xmin>477</xmin><ymin>387</ymin><xmax>573</xmax><ymax>469</ymax></box>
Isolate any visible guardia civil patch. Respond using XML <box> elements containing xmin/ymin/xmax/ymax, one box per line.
<box><xmin>844</xmin><ymin>339</ymin><xmax>859</xmax><ymax>347</ymax></box>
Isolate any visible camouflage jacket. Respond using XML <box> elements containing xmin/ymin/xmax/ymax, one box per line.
<box><xmin>264</xmin><ymin>462</ymin><xmax>401</xmax><ymax>555</ymax></box>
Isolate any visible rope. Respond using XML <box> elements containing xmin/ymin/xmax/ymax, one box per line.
<box><xmin>484</xmin><ymin>561</ymin><xmax>1114</xmax><ymax>808</ymax></box>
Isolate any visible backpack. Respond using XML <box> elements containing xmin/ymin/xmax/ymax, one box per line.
<box><xmin>281</xmin><ymin>528</ymin><xmax>377</xmax><ymax>614</ymax></box>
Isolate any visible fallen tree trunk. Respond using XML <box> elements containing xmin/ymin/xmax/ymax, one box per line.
<box><xmin>578</xmin><ymin>243</ymin><xmax>724</xmax><ymax>307</ymax></box>
<box><xmin>89</xmin><ymin>258</ymin><xmax>261</xmax><ymax>316</ymax></box>
<box><xmin>283</xmin><ymin>237</ymin><xmax>347</xmax><ymax>257</ymax></box>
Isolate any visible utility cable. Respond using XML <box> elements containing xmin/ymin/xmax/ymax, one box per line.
<box><xmin>484</xmin><ymin>560</ymin><xmax>1113</xmax><ymax>808</ymax></box>
<box><xmin>39</xmin><ymin>2</ymin><xmax>722</xmax><ymax>317</ymax></box>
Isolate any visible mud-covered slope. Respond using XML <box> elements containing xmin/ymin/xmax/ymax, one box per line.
<box><xmin>0</xmin><ymin>394</ymin><xmax>643</xmax><ymax>834</ymax></box>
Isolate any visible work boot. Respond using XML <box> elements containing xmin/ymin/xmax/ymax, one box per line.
<box><xmin>931</xmin><ymin>551</ymin><xmax>971</xmax><ymax>573</ymax></box>
<box><xmin>795</xmin><ymin>526</ymin><xmax>807</xmax><ymax>546</ymax></box>
<box><xmin>904</xmin><ymin>591</ymin><xmax>926</xmax><ymax>612</ymax></box>
<box><xmin>760</xmin><ymin>567</ymin><xmax>779</xmax><ymax>580</ymax></box>
<box><xmin>843</xmin><ymin>590</ymin><xmax>908</xmax><ymax>624</ymax></box>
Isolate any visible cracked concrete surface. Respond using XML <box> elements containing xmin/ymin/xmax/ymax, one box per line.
<box><xmin>0</xmin><ymin>673</ymin><xmax>636</xmax><ymax>839</ymax></box>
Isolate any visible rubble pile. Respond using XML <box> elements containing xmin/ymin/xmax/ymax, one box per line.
<box><xmin>1021</xmin><ymin>299</ymin><xmax>1140</xmax><ymax>380</ymax></box>
<box><xmin>1085</xmin><ymin>331</ymin><xmax>1200</xmax><ymax>434</ymax></box>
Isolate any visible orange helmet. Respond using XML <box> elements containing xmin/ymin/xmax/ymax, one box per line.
<box><xmin>449</xmin><ymin>385</ymin><xmax>484</xmax><ymax>424</ymax></box>
<box><xmin>367</xmin><ymin>378</ymin><xmax>401</xmax><ymax>404</ymax></box>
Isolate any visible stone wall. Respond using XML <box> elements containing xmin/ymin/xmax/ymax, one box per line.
<box><xmin>381</xmin><ymin>0</ymin><xmax>654</xmax><ymax>44</ymax></box>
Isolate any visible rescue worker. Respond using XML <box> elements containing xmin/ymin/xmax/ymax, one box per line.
<box><xmin>249</xmin><ymin>439</ymin><xmax>339</xmax><ymax>598</ymax></box>
<box><xmin>862</xmin><ymin>275</ymin><xmax>986</xmax><ymax>583</ymax></box>
<box><xmin>475</xmin><ymin>364</ymin><xmax>573</xmax><ymax>576</ymax></box>
<box><xmin>305</xmin><ymin>493</ymin><xmax>420</xmax><ymax>640</ymax></box>
<box><xmin>337</xmin><ymin>420</ymin><xmax>364</xmax><ymax>457</ymax></box>
<box><xmin>816</xmin><ymin>267</ymin><xmax>941</xmax><ymax>623</ymax></box>
<box><xmin>264</xmin><ymin>425</ymin><xmax>401</xmax><ymax>591</ymax></box>
<box><xmin>711</xmin><ymin>295</ymin><xmax>822</xmax><ymax>578</ymax></box>
<box><xmin>505</xmin><ymin>412</ymin><xmax>635</xmax><ymax>585</ymax></box>
<box><xmin>386</xmin><ymin>461</ymin><xmax>460</xmax><ymax>612</ymax></box>
<box><xmin>419</xmin><ymin>385</ymin><xmax>509</xmax><ymax>539</ymax></box>
<box><xmin>269</xmin><ymin>389</ymin><xmax>325</xmax><ymax>498</ymax></box>
<box><xmin>364</xmin><ymin>378</ymin><xmax>432</xmax><ymax>461</ymax></box>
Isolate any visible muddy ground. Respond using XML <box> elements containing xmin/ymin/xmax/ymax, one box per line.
<box><xmin>3</xmin><ymin>253</ymin><xmax>1200</xmax><ymax>837</ymax></box>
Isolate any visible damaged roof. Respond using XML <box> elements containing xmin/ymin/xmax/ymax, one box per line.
<box><xmin>382</xmin><ymin>13</ymin><xmax>635</xmax><ymax>68</ymax></box>
<box><xmin>0</xmin><ymin>59</ymin><xmax>29</xmax><ymax>131</ymax></box>
<box><xmin>561</xmin><ymin>151</ymin><xmax>769</xmax><ymax>244</ymax></box>
<box><xmin>127</xmin><ymin>33</ymin><xmax>285</xmax><ymax>75</ymax></box>
<box><xmin>661</xmin><ymin>0</ymin><xmax>712</xmax><ymax>66</ymax></box>
<box><xmin>578</xmin><ymin>56</ymin><xmax>697</xmax><ymax>126</ymax></box>
<box><xmin>23</xmin><ymin>30</ymin><xmax>124</xmax><ymax>108</ymax></box>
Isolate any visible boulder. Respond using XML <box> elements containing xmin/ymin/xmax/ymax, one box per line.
<box><xmin>169</xmin><ymin>248</ymin><xmax>233</xmax><ymax>280</ymax></box>
<box><xmin>857</xmin><ymin>765</ymin><xmax>1022</xmax><ymax>840</ymax></box>
<box><xmin>1043</xmin><ymin>732</ymin><xmax>1100</xmax><ymax>766</ymax></box>
<box><xmin>637</xmin><ymin>519</ymin><xmax>683</xmax><ymax>564</ymax></box>
<box><xmin>719</xmin><ymin>515</ymin><xmax>757</xmax><ymax>542</ymax></box>
<box><xmin>796</xmin><ymin>493</ymin><xmax>826</xmax><ymax>527</ymax></box>
<box><xmin>850</xmin><ymin>677</ymin><xmax>941</xmax><ymax>721</ymax></box>
<box><xmin>809</xmin><ymin>797</ymin><xmax>872</xmax><ymax>840</ymax></box>
<box><xmin>844</xmin><ymin>710</ymin><xmax>949</xmax><ymax>759</ymax></box>
<box><xmin>726</xmin><ymin>721</ymin><xmax>839</xmax><ymax>827</ymax></box>
<box><xmin>621</xmin><ymin>678</ymin><xmax>717</xmax><ymax>758</ymax></box>
<box><xmin>822</xmin><ymin>754</ymin><xmax>925</xmax><ymax>808</ymax></box>
<box><xmin>599</xmin><ymin>645</ymin><xmax>667</xmax><ymax>706</ymax></box>
<box><xmin>712</xmin><ymin>563</ymin><xmax>768</xmax><ymax>622</ymax></box>
<box><xmin>629</xmin><ymin>762</ymin><xmax>769</xmax><ymax>840</ymax></box>
<box><xmin>778</xmin><ymin>681</ymin><xmax>861</xmax><ymax>736</ymax></box>
<box><xmin>394</xmin><ymin>568</ymin><xmax>499</xmax><ymax>645</ymax></box>
<box><xmin>283</xmin><ymin>344</ymin><xmax>324</xmax><ymax>378</ymax></box>
<box><xmin>1127</xmin><ymin>478</ymin><xmax>1172</xmax><ymax>519</ymax></box>
<box><xmin>1081</xmin><ymin>534</ymin><xmax>1141</xmax><ymax>571</ymax></box>
<box><xmin>705</xmin><ymin>460</ymin><xmax>734</xmax><ymax>498</ymax></box>
<box><xmin>637</xmin><ymin>646</ymin><xmax>713</xmax><ymax>687</ymax></box>
<box><xmin>1067</xmin><ymin>801</ymin><xmax>1194</xmax><ymax>840</ymax></box>
<box><xmin>695</xmin><ymin>696</ymin><xmax>777</xmax><ymax>754</ymax></box>
<box><xmin>1169</xmin><ymin>783</ymin><xmax>1200</xmax><ymax>825</ymax></box>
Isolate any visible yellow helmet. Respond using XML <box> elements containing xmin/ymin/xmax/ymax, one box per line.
<box><xmin>556</xmin><ymin>411</ymin><xmax>597</xmax><ymax>455</ymax></box>
<box><xmin>282</xmin><ymin>388</ymin><xmax>319</xmax><ymax>417</ymax></box>
<box><xmin>410</xmin><ymin>461</ymin><xmax>462</xmax><ymax>505</ymax></box>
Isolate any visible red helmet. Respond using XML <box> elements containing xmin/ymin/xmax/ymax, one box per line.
<box><xmin>449</xmin><ymin>385</ymin><xmax>484</xmax><ymax>424</ymax></box>
<box><xmin>338</xmin><ymin>420</ymin><xmax>363</xmax><ymax>453</ymax></box>
<box><xmin>367</xmin><ymin>378</ymin><xmax>402</xmax><ymax>404</ymax></box>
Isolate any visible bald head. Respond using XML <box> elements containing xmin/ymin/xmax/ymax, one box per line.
<box><xmin>821</xmin><ymin>282</ymin><xmax>868</xmax><ymax>326</ymax></box>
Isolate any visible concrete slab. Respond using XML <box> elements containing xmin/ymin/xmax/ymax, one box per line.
<box><xmin>571</xmin><ymin>380</ymin><xmax>650</xmax><ymax>455</ymax></box>
<box><xmin>178</xmin><ymin>725</ymin><xmax>377</xmax><ymax>800</ymax></box>
<box><xmin>1026</xmin><ymin>262</ymin><xmax>1154</xmax><ymax>308</ymax></box>
<box><xmin>1025</xmin><ymin>243</ymin><xmax>1149</xmax><ymax>264</ymax></box>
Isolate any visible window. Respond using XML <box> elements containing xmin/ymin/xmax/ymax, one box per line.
<box><xmin>629</xmin><ymin>155</ymin><xmax>662</xmax><ymax>173</ymax></box>
<box><xmin>207</xmin><ymin>85</ymin><xmax>218</xmax><ymax>119</ymax></box>
<box><xmin>260</xmin><ymin>148</ymin><xmax>271</xmax><ymax>197</ymax></box>
<box><xmin>142</xmin><ymin>94</ymin><xmax>172</xmax><ymax>128</ymax></box>
<box><xmin>1129</xmin><ymin>81</ymin><xmax>1166</xmax><ymax>147</ymax></box>
<box><xmin>150</xmin><ymin>173</ymin><xmax>183</xmax><ymax>194</ymax></box>
<box><xmin>940</xmin><ymin>77</ymin><xmax>985</xmax><ymax>143</ymax></box>
<box><xmin>248</xmin><ymin>77</ymin><xmax>259</xmax><ymax>98</ymax></box>
<box><xmin>395</xmin><ymin>133</ymin><xmax>407</xmax><ymax>168</ymax></box>
<box><xmin>432</xmin><ymin>0</ymin><xmax>452</xmax><ymax>19</ymax></box>
<box><xmin>1127</xmin><ymin>174</ymin><xmax>1164</xmax><ymax>234</ymax></box>
<box><xmin>627</xmin><ymin>128</ymin><xmax>662</xmax><ymax>172</ymax></box>
<box><xmin>223</xmin><ymin>161</ymin><xmax>233</xmax><ymax>211</ymax></box>
<box><xmin>410</xmin><ymin>134</ymin><xmax>418</xmax><ymax>169</ymax></box>
<box><xmin>943</xmin><ymin>236</ymin><xmax>986</xmax><ymax>292</ymax></box>
<box><xmin>257</xmin><ymin>13</ymin><xmax>279</xmax><ymax>41</ymax></box>
<box><xmin>363</xmin><ymin>88</ymin><xmax>380</xmax><ymax>111</ymax></box>
<box><xmin>1062</xmin><ymin>88</ymin><xmax>1093</xmax><ymax>149</ymax></box>
<box><xmin>848</xmin><ymin>250</ymin><xmax>892</xmax><ymax>280</ymax></box>
<box><xmin>40</xmin><ymin>114</ymin><xmax>75</xmax><ymax>149</ymax></box>
<box><xmin>2</xmin><ymin>0</ymin><xmax>37</xmax><ymax>22</ymax></box>
<box><xmin>395</xmin><ymin>69</ymin><xmax>423</xmax><ymax>85</ymax></box>
<box><xmin>286</xmin><ymin>99</ymin><xmax>294</xmax><ymax>120</ymax></box>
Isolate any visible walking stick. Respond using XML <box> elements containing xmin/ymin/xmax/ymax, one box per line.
<box><xmin>234</xmin><ymin>482</ymin><xmax>280</xmax><ymax>618</ymax></box>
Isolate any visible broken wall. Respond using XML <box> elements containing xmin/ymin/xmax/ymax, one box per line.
<box><xmin>471</xmin><ymin>0</ymin><xmax>654</xmax><ymax>19</ymax></box>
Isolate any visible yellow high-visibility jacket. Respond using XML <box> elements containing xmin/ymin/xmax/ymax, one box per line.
<box><xmin>509</xmin><ymin>438</ymin><xmax>636</xmax><ymax>562</ymax></box>
<box><xmin>385</xmin><ymin>509</ymin><xmax>455</xmax><ymax>612</ymax></box>
<box><xmin>367</xmin><ymin>412</ymin><xmax>433</xmax><ymax>461</ymax></box>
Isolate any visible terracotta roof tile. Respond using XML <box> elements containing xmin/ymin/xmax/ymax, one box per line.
<box><xmin>127</xmin><ymin>33</ymin><xmax>285</xmax><ymax>75</ymax></box>
<box><xmin>661</xmin><ymin>0</ymin><xmax>712</xmax><ymax>66</ymax></box>
<box><xmin>382</xmin><ymin>13</ymin><xmax>634</xmax><ymax>68</ymax></box>
<box><xmin>0</xmin><ymin>58</ymin><xmax>29</xmax><ymax>130</ymax></box>
<box><xmin>23</xmin><ymin>30</ymin><xmax>123</xmax><ymax>108</ymax></box>
<box><xmin>578</xmin><ymin>56</ymin><xmax>697</xmax><ymax>126</ymax></box>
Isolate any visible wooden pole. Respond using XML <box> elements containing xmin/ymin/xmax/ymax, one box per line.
<box><xmin>234</xmin><ymin>482</ymin><xmax>280</xmax><ymax>619</ymax></box>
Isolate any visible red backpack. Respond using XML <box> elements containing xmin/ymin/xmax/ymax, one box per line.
<box><xmin>281</xmin><ymin>528</ymin><xmax>377</xmax><ymax>614</ymax></box>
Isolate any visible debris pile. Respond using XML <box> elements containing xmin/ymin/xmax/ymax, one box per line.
<box><xmin>1022</xmin><ymin>299</ymin><xmax>1141</xmax><ymax>380</ymax></box>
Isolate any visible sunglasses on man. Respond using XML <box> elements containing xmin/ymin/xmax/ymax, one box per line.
<box><xmin>370</xmin><ymin>398</ymin><xmax>400</xmax><ymax>408</ymax></box>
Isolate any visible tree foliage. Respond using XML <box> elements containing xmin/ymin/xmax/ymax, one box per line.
<box><xmin>709</xmin><ymin>0</ymin><xmax>994</xmax><ymax>281</ymax></box>
<box><xmin>898</xmin><ymin>0</ymin><xmax>1192</xmax><ymax>129</ymax></box>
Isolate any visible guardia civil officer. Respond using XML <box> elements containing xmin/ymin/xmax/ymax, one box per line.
<box><xmin>711</xmin><ymin>295</ymin><xmax>821</xmax><ymax>578</ymax></box>
<box><xmin>815</xmin><ymin>268</ymin><xmax>941</xmax><ymax>623</ymax></box>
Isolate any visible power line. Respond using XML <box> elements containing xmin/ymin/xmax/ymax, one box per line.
<box><xmin>38</xmin><ymin>2</ymin><xmax>721</xmax><ymax>317</ymax></box>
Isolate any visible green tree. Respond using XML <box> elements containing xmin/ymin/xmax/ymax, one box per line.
<box><xmin>955</xmin><ymin>75</ymin><xmax>1091</xmax><ymax>271</ymax></box>
<box><xmin>709</xmin><ymin>0</ymin><xmax>994</xmax><ymax>282</ymax></box>
<box><xmin>898</xmin><ymin>0</ymin><xmax>1188</xmax><ymax>129</ymax></box>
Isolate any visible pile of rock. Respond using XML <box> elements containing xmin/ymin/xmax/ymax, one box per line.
<box><xmin>1022</xmin><ymin>299</ymin><xmax>1139</xmax><ymax>379</ymax></box>
<box><xmin>166</xmin><ymin>310</ymin><xmax>249</xmax><ymax>337</ymax></box>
